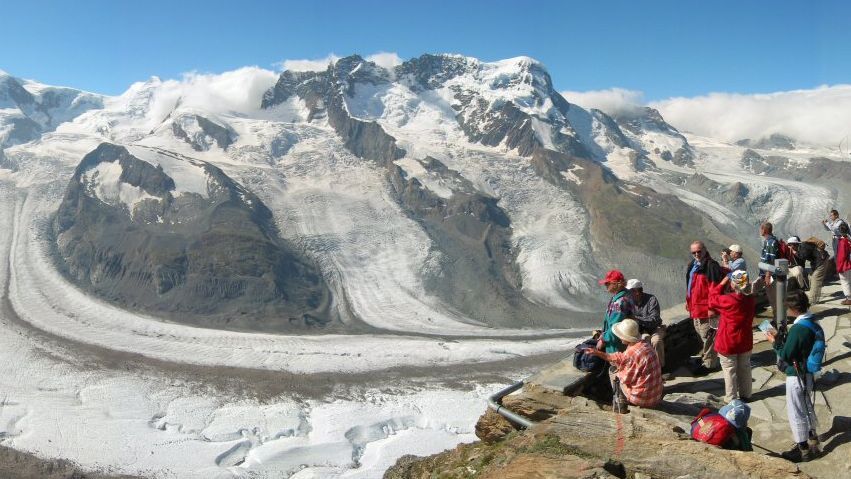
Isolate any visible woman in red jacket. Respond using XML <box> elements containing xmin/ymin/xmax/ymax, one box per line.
<box><xmin>709</xmin><ymin>270</ymin><xmax>756</xmax><ymax>402</ymax></box>
<box><xmin>837</xmin><ymin>223</ymin><xmax>851</xmax><ymax>305</ymax></box>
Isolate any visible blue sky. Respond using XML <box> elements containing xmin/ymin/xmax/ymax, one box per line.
<box><xmin>2</xmin><ymin>0</ymin><xmax>849</xmax><ymax>100</ymax></box>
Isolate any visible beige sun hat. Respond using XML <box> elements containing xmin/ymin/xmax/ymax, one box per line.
<box><xmin>612</xmin><ymin>319</ymin><xmax>641</xmax><ymax>344</ymax></box>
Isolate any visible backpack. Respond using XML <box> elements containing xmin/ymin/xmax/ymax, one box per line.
<box><xmin>797</xmin><ymin>319</ymin><xmax>826</xmax><ymax>374</ymax></box>
<box><xmin>573</xmin><ymin>338</ymin><xmax>605</xmax><ymax>373</ymax></box>
<box><xmin>690</xmin><ymin>408</ymin><xmax>736</xmax><ymax>447</ymax></box>
<box><xmin>804</xmin><ymin>236</ymin><xmax>827</xmax><ymax>251</ymax></box>
<box><xmin>778</xmin><ymin>238</ymin><xmax>789</xmax><ymax>260</ymax></box>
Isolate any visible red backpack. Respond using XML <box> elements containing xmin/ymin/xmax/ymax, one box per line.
<box><xmin>690</xmin><ymin>408</ymin><xmax>735</xmax><ymax>447</ymax></box>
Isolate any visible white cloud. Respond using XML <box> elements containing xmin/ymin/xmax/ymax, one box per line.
<box><xmin>650</xmin><ymin>85</ymin><xmax>851</xmax><ymax>147</ymax></box>
<box><xmin>365</xmin><ymin>52</ymin><xmax>403</xmax><ymax>70</ymax></box>
<box><xmin>560</xmin><ymin>88</ymin><xmax>644</xmax><ymax>116</ymax></box>
<box><xmin>136</xmin><ymin>66</ymin><xmax>279</xmax><ymax>121</ymax></box>
<box><xmin>279</xmin><ymin>54</ymin><xmax>340</xmax><ymax>72</ymax></box>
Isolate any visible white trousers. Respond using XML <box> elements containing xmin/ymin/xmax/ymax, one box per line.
<box><xmin>786</xmin><ymin>374</ymin><xmax>817</xmax><ymax>443</ymax></box>
<box><xmin>840</xmin><ymin>270</ymin><xmax>851</xmax><ymax>298</ymax></box>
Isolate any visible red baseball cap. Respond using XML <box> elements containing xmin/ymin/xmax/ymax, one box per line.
<box><xmin>598</xmin><ymin>269</ymin><xmax>625</xmax><ymax>285</ymax></box>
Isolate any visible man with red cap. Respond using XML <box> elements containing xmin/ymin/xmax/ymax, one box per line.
<box><xmin>596</xmin><ymin>269</ymin><xmax>633</xmax><ymax>410</ymax></box>
<box><xmin>597</xmin><ymin>269</ymin><xmax>631</xmax><ymax>354</ymax></box>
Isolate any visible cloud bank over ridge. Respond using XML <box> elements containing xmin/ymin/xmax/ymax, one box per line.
<box><xmin>562</xmin><ymin>84</ymin><xmax>851</xmax><ymax>149</ymax></box>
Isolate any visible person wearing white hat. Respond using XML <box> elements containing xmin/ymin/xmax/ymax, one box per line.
<box><xmin>585</xmin><ymin>319</ymin><xmax>663</xmax><ymax>412</ymax></box>
<box><xmin>784</xmin><ymin>236</ymin><xmax>808</xmax><ymax>291</ymax></box>
<box><xmin>721</xmin><ymin>244</ymin><xmax>747</xmax><ymax>273</ymax></box>
<box><xmin>626</xmin><ymin>279</ymin><xmax>666</xmax><ymax>372</ymax></box>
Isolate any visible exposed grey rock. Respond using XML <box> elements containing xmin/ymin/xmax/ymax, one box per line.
<box><xmin>612</xmin><ymin>107</ymin><xmax>696</xmax><ymax>167</ymax></box>
<box><xmin>736</xmin><ymin>133</ymin><xmax>796</xmax><ymax>150</ymax></box>
<box><xmin>53</xmin><ymin>143</ymin><xmax>334</xmax><ymax>331</ymax></box>
<box><xmin>171</xmin><ymin>114</ymin><xmax>236</xmax><ymax>151</ymax></box>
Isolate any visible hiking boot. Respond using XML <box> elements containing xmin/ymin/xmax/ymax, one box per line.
<box><xmin>780</xmin><ymin>444</ymin><xmax>814</xmax><ymax>463</ymax></box>
<box><xmin>841</xmin><ymin>299</ymin><xmax>851</xmax><ymax>306</ymax></box>
<box><xmin>662</xmin><ymin>372</ymin><xmax>675</xmax><ymax>382</ymax></box>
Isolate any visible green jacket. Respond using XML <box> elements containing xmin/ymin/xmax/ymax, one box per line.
<box><xmin>774</xmin><ymin>316</ymin><xmax>817</xmax><ymax>377</ymax></box>
<box><xmin>602</xmin><ymin>290</ymin><xmax>631</xmax><ymax>354</ymax></box>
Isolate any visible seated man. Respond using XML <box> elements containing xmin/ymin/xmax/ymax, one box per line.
<box><xmin>586</xmin><ymin>319</ymin><xmax>663</xmax><ymax>412</ymax></box>
<box><xmin>626</xmin><ymin>279</ymin><xmax>666</xmax><ymax>370</ymax></box>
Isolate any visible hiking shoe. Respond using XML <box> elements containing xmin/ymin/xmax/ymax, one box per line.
<box><xmin>662</xmin><ymin>372</ymin><xmax>675</xmax><ymax>382</ymax></box>
<box><xmin>841</xmin><ymin>299</ymin><xmax>851</xmax><ymax>306</ymax></box>
<box><xmin>780</xmin><ymin>444</ymin><xmax>814</xmax><ymax>463</ymax></box>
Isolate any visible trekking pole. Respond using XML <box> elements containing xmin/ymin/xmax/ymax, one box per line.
<box><xmin>793</xmin><ymin>361</ymin><xmax>820</xmax><ymax>453</ymax></box>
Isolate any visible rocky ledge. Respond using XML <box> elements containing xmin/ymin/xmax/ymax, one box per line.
<box><xmin>386</xmin><ymin>283</ymin><xmax>851</xmax><ymax>479</ymax></box>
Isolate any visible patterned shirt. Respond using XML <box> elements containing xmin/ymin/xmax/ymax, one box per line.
<box><xmin>761</xmin><ymin>235</ymin><xmax>779</xmax><ymax>272</ymax></box>
<box><xmin>606</xmin><ymin>340</ymin><xmax>663</xmax><ymax>408</ymax></box>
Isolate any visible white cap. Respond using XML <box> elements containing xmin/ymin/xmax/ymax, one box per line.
<box><xmin>787</xmin><ymin>236</ymin><xmax>801</xmax><ymax>244</ymax></box>
<box><xmin>626</xmin><ymin>278</ymin><xmax>643</xmax><ymax>290</ymax></box>
<box><xmin>729</xmin><ymin>244</ymin><xmax>743</xmax><ymax>253</ymax></box>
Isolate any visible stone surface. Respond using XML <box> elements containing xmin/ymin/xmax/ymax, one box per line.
<box><xmin>389</xmin><ymin>283</ymin><xmax>851</xmax><ymax>479</ymax></box>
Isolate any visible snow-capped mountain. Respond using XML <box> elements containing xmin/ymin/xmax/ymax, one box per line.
<box><xmin>1</xmin><ymin>56</ymin><xmax>848</xmax><ymax>333</ymax></box>
<box><xmin>2</xmin><ymin>55</ymin><xmax>850</xmax><ymax>479</ymax></box>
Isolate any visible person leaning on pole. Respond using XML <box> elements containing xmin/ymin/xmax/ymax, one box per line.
<box><xmin>686</xmin><ymin>240</ymin><xmax>725</xmax><ymax>376</ymax></box>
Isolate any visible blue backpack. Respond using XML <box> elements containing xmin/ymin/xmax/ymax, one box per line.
<box><xmin>797</xmin><ymin>319</ymin><xmax>826</xmax><ymax>374</ymax></box>
<box><xmin>573</xmin><ymin>338</ymin><xmax>605</xmax><ymax>373</ymax></box>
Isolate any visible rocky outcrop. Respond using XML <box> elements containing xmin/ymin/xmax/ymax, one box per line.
<box><xmin>612</xmin><ymin>107</ymin><xmax>696</xmax><ymax>168</ymax></box>
<box><xmin>171</xmin><ymin>113</ymin><xmax>235</xmax><ymax>151</ymax></box>
<box><xmin>53</xmin><ymin>143</ymin><xmax>333</xmax><ymax>331</ymax></box>
<box><xmin>736</xmin><ymin>133</ymin><xmax>796</xmax><ymax>150</ymax></box>
<box><xmin>0</xmin><ymin>72</ymin><xmax>102</xmax><ymax>147</ymax></box>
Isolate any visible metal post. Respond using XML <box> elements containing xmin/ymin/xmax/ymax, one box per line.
<box><xmin>775</xmin><ymin>258</ymin><xmax>788</xmax><ymax>329</ymax></box>
<box><xmin>758</xmin><ymin>258</ymin><xmax>789</xmax><ymax>328</ymax></box>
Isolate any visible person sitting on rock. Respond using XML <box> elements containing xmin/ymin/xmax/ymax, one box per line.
<box><xmin>709</xmin><ymin>270</ymin><xmax>756</xmax><ymax>402</ymax></box>
<box><xmin>626</xmin><ymin>278</ymin><xmax>666</xmax><ymax>370</ymax></box>
<box><xmin>586</xmin><ymin>318</ymin><xmax>663</xmax><ymax>412</ymax></box>
<box><xmin>765</xmin><ymin>290</ymin><xmax>821</xmax><ymax>462</ymax></box>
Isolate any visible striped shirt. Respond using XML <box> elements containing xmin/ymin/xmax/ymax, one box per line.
<box><xmin>607</xmin><ymin>340</ymin><xmax>663</xmax><ymax>408</ymax></box>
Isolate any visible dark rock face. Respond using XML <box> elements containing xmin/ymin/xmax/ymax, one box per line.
<box><xmin>54</xmin><ymin>143</ymin><xmax>333</xmax><ymax>331</ymax></box>
<box><xmin>171</xmin><ymin>114</ymin><xmax>235</xmax><ymax>151</ymax></box>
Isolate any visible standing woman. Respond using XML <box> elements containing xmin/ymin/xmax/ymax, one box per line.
<box><xmin>837</xmin><ymin>223</ymin><xmax>851</xmax><ymax>305</ymax></box>
<box><xmin>709</xmin><ymin>270</ymin><xmax>756</xmax><ymax>402</ymax></box>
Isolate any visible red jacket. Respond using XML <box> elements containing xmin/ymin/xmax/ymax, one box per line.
<box><xmin>708</xmin><ymin>282</ymin><xmax>755</xmax><ymax>355</ymax></box>
<box><xmin>837</xmin><ymin>237</ymin><xmax>851</xmax><ymax>274</ymax></box>
<box><xmin>686</xmin><ymin>258</ymin><xmax>725</xmax><ymax>319</ymax></box>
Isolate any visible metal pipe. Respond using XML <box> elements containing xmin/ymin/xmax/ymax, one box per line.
<box><xmin>487</xmin><ymin>381</ymin><xmax>534</xmax><ymax>429</ymax></box>
<box><xmin>758</xmin><ymin>258</ymin><xmax>789</xmax><ymax>328</ymax></box>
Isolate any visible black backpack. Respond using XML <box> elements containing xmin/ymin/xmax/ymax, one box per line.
<box><xmin>573</xmin><ymin>338</ymin><xmax>605</xmax><ymax>373</ymax></box>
